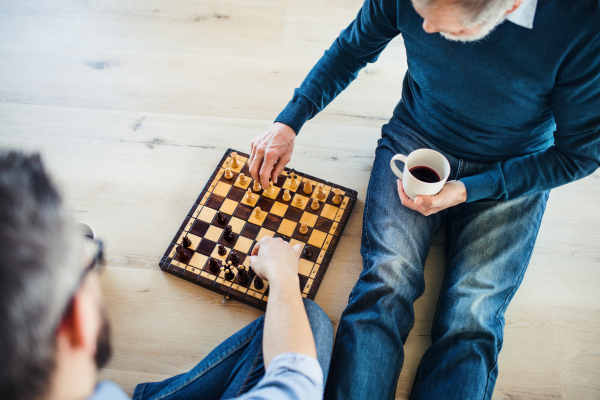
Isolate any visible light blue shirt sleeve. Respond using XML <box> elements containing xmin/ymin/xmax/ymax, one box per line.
<box><xmin>233</xmin><ymin>353</ymin><xmax>324</xmax><ymax>400</ymax></box>
<box><xmin>86</xmin><ymin>380</ymin><xmax>131</xmax><ymax>400</ymax></box>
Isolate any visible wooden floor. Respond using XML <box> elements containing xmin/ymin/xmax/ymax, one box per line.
<box><xmin>1</xmin><ymin>1</ymin><xmax>599</xmax><ymax>398</ymax></box>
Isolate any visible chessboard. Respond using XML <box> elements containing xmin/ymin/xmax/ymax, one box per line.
<box><xmin>159</xmin><ymin>148</ymin><xmax>357</xmax><ymax>311</ymax></box>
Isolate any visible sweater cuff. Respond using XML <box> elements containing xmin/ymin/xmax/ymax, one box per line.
<box><xmin>275</xmin><ymin>99</ymin><xmax>312</xmax><ymax>135</ymax></box>
<box><xmin>460</xmin><ymin>170</ymin><xmax>500</xmax><ymax>203</ymax></box>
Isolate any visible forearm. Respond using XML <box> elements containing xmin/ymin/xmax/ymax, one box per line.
<box><xmin>262</xmin><ymin>274</ymin><xmax>317</xmax><ymax>367</ymax></box>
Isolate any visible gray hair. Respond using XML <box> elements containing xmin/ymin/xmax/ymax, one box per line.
<box><xmin>0</xmin><ymin>151</ymin><xmax>81</xmax><ymax>400</ymax></box>
<box><xmin>417</xmin><ymin>0</ymin><xmax>517</xmax><ymax>26</ymax></box>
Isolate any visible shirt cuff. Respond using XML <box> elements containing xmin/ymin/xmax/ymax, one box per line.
<box><xmin>266</xmin><ymin>353</ymin><xmax>323</xmax><ymax>387</ymax></box>
<box><xmin>275</xmin><ymin>97</ymin><xmax>313</xmax><ymax>135</ymax></box>
<box><xmin>460</xmin><ymin>169</ymin><xmax>503</xmax><ymax>203</ymax></box>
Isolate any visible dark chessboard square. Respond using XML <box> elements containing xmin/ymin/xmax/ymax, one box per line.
<box><xmin>202</xmin><ymin>261</ymin><xmax>220</xmax><ymax>277</ymax></box>
<box><xmin>206</xmin><ymin>193</ymin><xmax>226</xmax><ymax>210</ymax></box>
<box><xmin>314</xmin><ymin>216</ymin><xmax>334</xmax><ymax>233</ymax></box>
<box><xmin>292</xmin><ymin>224</ymin><xmax>313</xmax><ymax>241</ymax></box>
<box><xmin>284</xmin><ymin>206</ymin><xmax>304</xmax><ymax>222</ymax></box>
<box><xmin>263</xmin><ymin>214</ymin><xmax>283</xmax><ymax>232</ymax></box>
<box><xmin>234</xmin><ymin>203</ymin><xmax>253</xmax><ymax>220</ymax></box>
<box><xmin>190</xmin><ymin>220</ymin><xmax>211</xmax><ymax>237</ymax></box>
<box><xmin>241</xmin><ymin>164</ymin><xmax>251</xmax><ymax>176</ymax></box>
<box><xmin>227</xmin><ymin>186</ymin><xmax>246</xmax><ymax>202</ymax></box>
<box><xmin>241</xmin><ymin>223</ymin><xmax>261</xmax><ymax>240</ymax></box>
<box><xmin>197</xmin><ymin>239</ymin><xmax>217</xmax><ymax>256</ymax></box>
<box><xmin>304</xmin><ymin>201</ymin><xmax>323</xmax><ymax>215</ymax></box>
<box><xmin>275</xmin><ymin>189</ymin><xmax>291</xmax><ymax>204</ymax></box>
<box><xmin>220</xmin><ymin>170</ymin><xmax>239</xmax><ymax>184</ymax></box>
<box><xmin>301</xmin><ymin>245</ymin><xmax>319</xmax><ymax>263</ymax></box>
<box><xmin>229</xmin><ymin>250</ymin><xmax>247</xmax><ymax>266</ymax></box>
<box><xmin>299</xmin><ymin>274</ymin><xmax>309</xmax><ymax>291</ymax></box>
<box><xmin>219</xmin><ymin>232</ymin><xmax>239</xmax><ymax>247</ymax></box>
<box><xmin>255</xmin><ymin>196</ymin><xmax>275</xmax><ymax>213</ymax></box>
<box><xmin>211</xmin><ymin>212</ymin><xmax>232</xmax><ymax>227</ymax></box>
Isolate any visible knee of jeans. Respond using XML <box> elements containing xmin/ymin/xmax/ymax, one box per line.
<box><xmin>434</xmin><ymin>294</ymin><xmax>503</xmax><ymax>342</ymax></box>
<box><xmin>303</xmin><ymin>299</ymin><xmax>333</xmax><ymax>341</ymax></box>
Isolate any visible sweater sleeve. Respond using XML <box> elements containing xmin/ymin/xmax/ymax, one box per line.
<box><xmin>275</xmin><ymin>0</ymin><xmax>401</xmax><ymax>134</ymax></box>
<box><xmin>460</xmin><ymin>35</ymin><xmax>600</xmax><ymax>202</ymax></box>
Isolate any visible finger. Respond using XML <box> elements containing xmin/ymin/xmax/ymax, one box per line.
<box><xmin>292</xmin><ymin>243</ymin><xmax>303</xmax><ymax>260</ymax></box>
<box><xmin>259</xmin><ymin>149</ymin><xmax>279</xmax><ymax>189</ymax></box>
<box><xmin>249</xmin><ymin>255</ymin><xmax>259</xmax><ymax>266</ymax></box>
<box><xmin>250</xmin><ymin>239</ymin><xmax>263</xmax><ymax>256</ymax></box>
<box><xmin>397</xmin><ymin>180</ymin><xmax>411</xmax><ymax>204</ymax></box>
<box><xmin>271</xmin><ymin>152</ymin><xmax>291</xmax><ymax>184</ymax></box>
<box><xmin>414</xmin><ymin>195</ymin><xmax>436</xmax><ymax>208</ymax></box>
<box><xmin>249</xmin><ymin>151</ymin><xmax>264</xmax><ymax>184</ymax></box>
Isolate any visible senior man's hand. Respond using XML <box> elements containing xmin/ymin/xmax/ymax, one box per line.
<box><xmin>397</xmin><ymin>179</ymin><xmax>467</xmax><ymax>216</ymax></box>
<box><xmin>249</xmin><ymin>122</ymin><xmax>297</xmax><ymax>190</ymax></box>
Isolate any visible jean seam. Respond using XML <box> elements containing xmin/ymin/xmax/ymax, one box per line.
<box><xmin>236</xmin><ymin>344</ymin><xmax>264</xmax><ymax>397</ymax></box>
<box><xmin>149</xmin><ymin>335</ymin><xmax>256</xmax><ymax>400</ymax></box>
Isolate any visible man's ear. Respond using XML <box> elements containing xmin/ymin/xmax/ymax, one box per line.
<box><xmin>506</xmin><ymin>0</ymin><xmax>524</xmax><ymax>14</ymax></box>
<box><xmin>56</xmin><ymin>292</ymin><xmax>98</xmax><ymax>353</ymax></box>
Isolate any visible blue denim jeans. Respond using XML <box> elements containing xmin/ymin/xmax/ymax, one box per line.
<box><xmin>134</xmin><ymin>299</ymin><xmax>333</xmax><ymax>400</ymax></box>
<box><xmin>324</xmin><ymin>117</ymin><xmax>549</xmax><ymax>400</ymax></box>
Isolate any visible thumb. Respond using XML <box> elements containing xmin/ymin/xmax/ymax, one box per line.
<box><xmin>292</xmin><ymin>244</ymin><xmax>303</xmax><ymax>260</ymax></box>
<box><xmin>250</xmin><ymin>255</ymin><xmax>259</xmax><ymax>267</ymax></box>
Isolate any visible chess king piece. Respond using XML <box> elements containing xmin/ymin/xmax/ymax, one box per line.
<box><xmin>332</xmin><ymin>188</ymin><xmax>342</xmax><ymax>205</ymax></box>
<box><xmin>216</xmin><ymin>211</ymin><xmax>227</xmax><ymax>224</ymax></box>
<box><xmin>175</xmin><ymin>245</ymin><xmax>189</xmax><ymax>262</ymax></box>
<box><xmin>218</xmin><ymin>244</ymin><xmax>227</xmax><ymax>256</ymax></box>
<box><xmin>290</xmin><ymin>174</ymin><xmax>299</xmax><ymax>190</ymax></box>
<box><xmin>182</xmin><ymin>236</ymin><xmax>192</xmax><ymax>248</ymax></box>
<box><xmin>224</xmin><ymin>167</ymin><xmax>233</xmax><ymax>179</ymax></box>
<box><xmin>237</xmin><ymin>265</ymin><xmax>249</xmax><ymax>285</ymax></box>
<box><xmin>253</xmin><ymin>180</ymin><xmax>261</xmax><ymax>192</ymax></box>
<box><xmin>238</xmin><ymin>173</ymin><xmax>247</xmax><ymax>185</ymax></box>
<box><xmin>303</xmin><ymin>181</ymin><xmax>313</xmax><ymax>195</ymax></box>
<box><xmin>224</xmin><ymin>225</ymin><xmax>234</xmax><ymax>241</ymax></box>
<box><xmin>254</xmin><ymin>206</ymin><xmax>264</xmax><ymax>219</ymax></box>
<box><xmin>294</xmin><ymin>195</ymin><xmax>303</xmax><ymax>208</ymax></box>
<box><xmin>253</xmin><ymin>276</ymin><xmax>264</xmax><ymax>290</ymax></box>
<box><xmin>230</xmin><ymin>152</ymin><xmax>239</xmax><ymax>169</ymax></box>
<box><xmin>303</xmin><ymin>245</ymin><xmax>313</xmax><ymax>258</ymax></box>
<box><xmin>311</xmin><ymin>198</ymin><xmax>319</xmax><ymax>210</ymax></box>
<box><xmin>299</xmin><ymin>222</ymin><xmax>308</xmax><ymax>235</ymax></box>
<box><xmin>316</xmin><ymin>184</ymin><xmax>326</xmax><ymax>201</ymax></box>
<box><xmin>209</xmin><ymin>257</ymin><xmax>220</xmax><ymax>273</ymax></box>
<box><xmin>282</xmin><ymin>189</ymin><xmax>292</xmax><ymax>202</ymax></box>
<box><xmin>245</xmin><ymin>189</ymin><xmax>255</xmax><ymax>204</ymax></box>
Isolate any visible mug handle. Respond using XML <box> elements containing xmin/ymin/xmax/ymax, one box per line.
<box><xmin>390</xmin><ymin>154</ymin><xmax>407</xmax><ymax>179</ymax></box>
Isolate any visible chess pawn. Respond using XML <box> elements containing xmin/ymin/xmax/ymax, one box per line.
<box><xmin>303</xmin><ymin>245</ymin><xmax>313</xmax><ymax>258</ymax></box>
<box><xmin>316</xmin><ymin>184</ymin><xmax>326</xmax><ymax>201</ymax></box>
<box><xmin>229</xmin><ymin>252</ymin><xmax>239</xmax><ymax>264</ymax></box>
<box><xmin>224</xmin><ymin>225</ymin><xmax>234</xmax><ymax>241</ymax></box>
<box><xmin>216</xmin><ymin>211</ymin><xmax>227</xmax><ymax>224</ymax></box>
<box><xmin>175</xmin><ymin>245</ymin><xmax>189</xmax><ymax>262</ymax></box>
<box><xmin>253</xmin><ymin>276</ymin><xmax>264</xmax><ymax>290</ymax></box>
<box><xmin>245</xmin><ymin>189</ymin><xmax>255</xmax><ymax>204</ymax></box>
<box><xmin>290</xmin><ymin>174</ymin><xmax>299</xmax><ymax>190</ymax></box>
<box><xmin>218</xmin><ymin>244</ymin><xmax>227</xmax><ymax>256</ymax></box>
<box><xmin>265</xmin><ymin>180</ymin><xmax>275</xmax><ymax>196</ymax></box>
<box><xmin>282</xmin><ymin>189</ymin><xmax>292</xmax><ymax>202</ymax></box>
<box><xmin>237</xmin><ymin>266</ymin><xmax>249</xmax><ymax>285</ymax></box>
<box><xmin>303</xmin><ymin>181</ymin><xmax>313</xmax><ymax>195</ymax></box>
<box><xmin>294</xmin><ymin>195</ymin><xmax>303</xmax><ymax>208</ymax></box>
<box><xmin>225</xmin><ymin>268</ymin><xmax>235</xmax><ymax>281</ymax></box>
<box><xmin>230</xmin><ymin>152</ymin><xmax>239</xmax><ymax>168</ymax></box>
<box><xmin>238</xmin><ymin>173</ymin><xmax>247</xmax><ymax>185</ymax></box>
<box><xmin>253</xmin><ymin>181</ymin><xmax>261</xmax><ymax>192</ymax></box>
<box><xmin>332</xmin><ymin>188</ymin><xmax>342</xmax><ymax>205</ymax></box>
<box><xmin>224</xmin><ymin>167</ymin><xmax>233</xmax><ymax>179</ymax></box>
<box><xmin>209</xmin><ymin>258</ymin><xmax>220</xmax><ymax>273</ymax></box>
<box><xmin>182</xmin><ymin>236</ymin><xmax>192</xmax><ymax>248</ymax></box>
<box><xmin>254</xmin><ymin>207</ymin><xmax>264</xmax><ymax>219</ymax></box>
<box><xmin>311</xmin><ymin>198</ymin><xmax>320</xmax><ymax>210</ymax></box>
<box><xmin>299</xmin><ymin>222</ymin><xmax>308</xmax><ymax>235</ymax></box>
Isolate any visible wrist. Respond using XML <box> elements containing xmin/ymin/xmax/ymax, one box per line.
<box><xmin>457</xmin><ymin>180</ymin><xmax>468</xmax><ymax>203</ymax></box>
<box><xmin>265</xmin><ymin>268</ymin><xmax>299</xmax><ymax>288</ymax></box>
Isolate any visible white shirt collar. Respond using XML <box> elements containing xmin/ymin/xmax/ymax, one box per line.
<box><xmin>506</xmin><ymin>0</ymin><xmax>538</xmax><ymax>29</ymax></box>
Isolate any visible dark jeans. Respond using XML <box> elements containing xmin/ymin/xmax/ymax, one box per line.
<box><xmin>325</xmin><ymin>117</ymin><xmax>549</xmax><ymax>400</ymax></box>
<box><xmin>134</xmin><ymin>299</ymin><xmax>333</xmax><ymax>400</ymax></box>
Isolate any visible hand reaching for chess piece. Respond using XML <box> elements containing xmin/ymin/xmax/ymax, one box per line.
<box><xmin>249</xmin><ymin>122</ymin><xmax>296</xmax><ymax>190</ymax></box>
<box><xmin>249</xmin><ymin>236</ymin><xmax>302</xmax><ymax>286</ymax></box>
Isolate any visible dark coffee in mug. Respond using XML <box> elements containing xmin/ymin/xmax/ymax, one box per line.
<box><xmin>409</xmin><ymin>166</ymin><xmax>441</xmax><ymax>183</ymax></box>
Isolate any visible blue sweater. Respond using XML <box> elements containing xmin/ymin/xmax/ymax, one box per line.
<box><xmin>276</xmin><ymin>0</ymin><xmax>600</xmax><ymax>202</ymax></box>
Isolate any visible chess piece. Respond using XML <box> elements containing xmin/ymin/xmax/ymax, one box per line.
<box><xmin>209</xmin><ymin>258</ymin><xmax>220</xmax><ymax>273</ymax></box>
<box><xmin>254</xmin><ymin>276</ymin><xmax>264</xmax><ymax>290</ymax></box>
<box><xmin>224</xmin><ymin>225</ymin><xmax>234</xmax><ymax>241</ymax></box>
<box><xmin>216</xmin><ymin>211</ymin><xmax>227</xmax><ymax>224</ymax></box>
<box><xmin>299</xmin><ymin>222</ymin><xmax>308</xmax><ymax>235</ymax></box>
<box><xmin>294</xmin><ymin>195</ymin><xmax>303</xmax><ymax>208</ymax></box>
<box><xmin>253</xmin><ymin>207</ymin><xmax>264</xmax><ymax>219</ymax></box>
<box><xmin>229</xmin><ymin>252</ymin><xmax>239</xmax><ymax>264</ymax></box>
<box><xmin>230</xmin><ymin>152</ymin><xmax>239</xmax><ymax>168</ymax></box>
<box><xmin>303</xmin><ymin>245</ymin><xmax>313</xmax><ymax>258</ymax></box>
<box><xmin>265</xmin><ymin>180</ymin><xmax>275</xmax><ymax>196</ymax></box>
<box><xmin>224</xmin><ymin>167</ymin><xmax>233</xmax><ymax>179</ymax></box>
<box><xmin>253</xmin><ymin>181</ymin><xmax>261</xmax><ymax>192</ymax></box>
<box><xmin>175</xmin><ymin>245</ymin><xmax>189</xmax><ymax>262</ymax></box>
<box><xmin>218</xmin><ymin>244</ymin><xmax>226</xmax><ymax>256</ymax></box>
<box><xmin>311</xmin><ymin>198</ymin><xmax>320</xmax><ymax>210</ymax></box>
<box><xmin>316</xmin><ymin>184</ymin><xmax>326</xmax><ymax>201</ymax></box>
<box><xmin>248</xmin><ymin>266</ymin><xmax>256</xmax><ymax>277</ymax></box>
<box><xmin>290</xmin><ymin>174</ymin><xmax>299</xmax><ymax>190</ymax></box>
<box><xmin>332</xmin><ymin>188</ymin><xmax>342</xmax><ymax>205</ymax></box>
<box><xmin>245</xmin><ymin>189</ymin><xmax>255</xmax><ymax>204</ymax></box>
<box><xmin>237</xmin><ymin>266</ymin><xmax>249</xmax><ymax>285</ymax></box>
<box><xmin>225</xmin><ymin>268</ymin><xmax>235</xmax><ymax>281</ymax></box>
<box><xmin>282</xmin><ymin>189</ymin><xmax>292</xmax><ymax>202</ymax></box>
<box><xmin>238</xmin><ymin>173</ymin><xmax>247</xmax><ymax>185</ymax></box>
<box><xmin>182</xmin><ymin>236</ymin><xmax>192</xmax><ymax>248</ymax></box>
<box><xmin>303</xmin><ymin>181</ymin><xmax>313</xmax><ymax>195</ymax></box>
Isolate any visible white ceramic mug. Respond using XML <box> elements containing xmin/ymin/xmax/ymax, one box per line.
<box><xmin>76</xmin><ymin>222</ymin><xmax>96</xmax><ymax>240</ymax></box>
<box><xmin>390</xmin><ymin>149</ymin><xmax>451</xmax><ymax>200</ymax></box>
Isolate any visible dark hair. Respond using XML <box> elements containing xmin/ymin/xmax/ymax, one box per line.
<box><xmin>0</xmin><ymin>151</ymin><xmax>80</xmax><ymax>400</ymax></box>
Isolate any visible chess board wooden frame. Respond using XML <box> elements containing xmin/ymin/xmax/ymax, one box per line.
<box><xmin>159</xmin><ymin>148</ymin><xmax>357</xmax><ymax>310</ymax></box>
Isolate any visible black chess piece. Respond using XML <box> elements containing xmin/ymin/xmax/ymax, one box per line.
<box><xmin>248</xmin><ymin>266</ymin><xmax>256</xmax><ymax>277</ymax></box>
<box><xmin>175</xmin><ymin>245</ymin><xmax>189</xmax><ymax>262</ymax></box>
<box><xmin>253</xmin><ymin>276</ymin><xmax>264</xmax><ymax>290</ymax></box>
<box><xmin>237</xmin><ymin>269</ymin><xmax>249</xmax><ymax>285</ymax></box>
<box><xmin>218</xmin><ymin>244</ymin><xmax>226</xmax><ymax>256</ymax></box>
<box><xmin>182</xmin><ymin>236</ymin><xmax>192</xmax><ymax>248</ymax></box>
<box><xmin>209</xmin><ymin>258</ymin><xmax>220</xmax><ymax>273</ymax></box>
<box><xmin>216</xmin><ymin>211</ymin><xmax>227</xmax><ymax>224</ymax></box>
<box><xmin>303</xmin><ymin>245</ymin><xmax>313</xmax><ymax>258</ymax></box>
<box><xmin>229</xmin><ymin>252</ymin><xmax>239</xmax><ymax>264</ymax></box>
<box><xmin>224</xmin><ymin>225</ymin><xmax>235</xmax><ymax>241</ymax></box>
<box><xmin>225</xmin><ymin>268</ymin><xmax>235</xmax><ymax>281</ymax></box>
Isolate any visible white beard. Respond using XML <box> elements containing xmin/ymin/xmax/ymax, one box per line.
<box><xmin>440</xmin><ymin>14</ymin><xmax>507</xmax><ymax>42</ymax></box>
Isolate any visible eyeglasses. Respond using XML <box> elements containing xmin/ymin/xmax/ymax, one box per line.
<box><xmin>54</xmin><ymin>236</ymin><xmax>105</xmax><ymax>334</ymax></box>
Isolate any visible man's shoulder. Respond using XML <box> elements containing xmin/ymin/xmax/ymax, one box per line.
<box><xmin>86</xmin><ymin>381</ymin><xmax>130</xmax><ymax>400</ymax></box>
